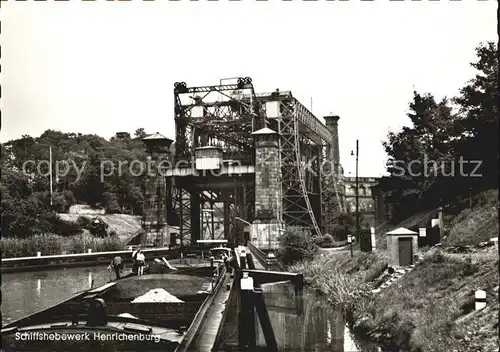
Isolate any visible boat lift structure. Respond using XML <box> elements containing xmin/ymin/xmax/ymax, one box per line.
<box><xmin>142</xmin><ymin>77</ymin><xmax>346</xmax><ymax>252</ymax></box>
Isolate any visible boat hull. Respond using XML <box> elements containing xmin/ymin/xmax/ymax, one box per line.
<box><xmin>1</xmin><ymin>264</ymin><xmax>222</xmax><ymax>352</ymax></box>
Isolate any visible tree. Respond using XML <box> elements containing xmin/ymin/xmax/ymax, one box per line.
<box><xmin>380</xmin><ymin>41</ymin><xmax>498</xmax><ymax>222</ymax></box>
<box><xmin>278</xmin><ymin>228</ymin><xmax>318</xmax><ymax>266</ymax></box>
<box><xmin>453</xmin><ymin>42</ymin><xmax>498</xmax><ymax>193</ymax></box>
<box><xmin>134</xmin><ymin>128</ymin><xmax>147</xmax><ymax>139</ymax></box>
<box><xmin>329</xmin><ymin>212</ymin><xmax>357</xmax><ymax>241</ymax></box>
<box><xmin>1</xmin><ymin>127</ymin><xmax>155</xmax><ymax>238</ymax></box>
<box><xmin>381</xmin><ymin>91</ymin><xmax>457</xmax><ymax>220</ymax></box>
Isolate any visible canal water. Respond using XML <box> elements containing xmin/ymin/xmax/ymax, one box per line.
<box><xmin>1</xmin><ymin>265</ymin><xmax>111</xmax><ymax>325</ymax></box>
<box><xmin>257</xmin><ymin>282</ymin><xmax>379</xmax><ymax>351</ymax></box>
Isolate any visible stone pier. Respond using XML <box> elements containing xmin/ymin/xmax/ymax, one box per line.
<box><xmin>251</xmin><ymin>128</ymin><xmax>283</xmax><ymax>250</ymax></box>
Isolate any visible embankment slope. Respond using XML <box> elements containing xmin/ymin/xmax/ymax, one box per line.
<box><xmin>58</xmin><ymin>213</ymin><xmax>142</xmax><ymax>244</ymax></box>
<box><xmin>291</xmin><ymin>189</ymin><xmax>499</xmax><ymax>351</ymax></box>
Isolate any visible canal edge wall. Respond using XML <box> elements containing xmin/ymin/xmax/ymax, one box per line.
<box><xmin>1</xmin><ymin>247</ymin><xmax>180</xmax><ymax>273</ymax></box>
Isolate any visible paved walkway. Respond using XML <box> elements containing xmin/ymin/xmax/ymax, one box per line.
<box><xmin>250</xmin><ymin>253</ymin><xmax>266</xmax><ymax>270</ymax></box>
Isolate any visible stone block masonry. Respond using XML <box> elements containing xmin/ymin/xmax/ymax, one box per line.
<box><xmin>251</xmin><ymin>220</ymin><xmax>282</xmax><ymax>250</ymax></box>
<box><xmin>252</xmin><ymin>128</ymin><xmax>283</xmax><ymax>250</ymax></box>
<box><xmin>254</xmin><ymin>146</ymin><xmax>281</xmax><ymax>219</ymax></box>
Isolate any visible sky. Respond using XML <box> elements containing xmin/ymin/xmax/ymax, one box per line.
<box><xmin>1</xmin><ymin>0</ymin><xmax>497</xmax><ymax>177</ymax></box>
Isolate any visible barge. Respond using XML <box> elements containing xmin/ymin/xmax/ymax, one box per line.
<box><xmin>1</xmin><ymin>256</ymin><xmax>231</xmax><ymax>352</ymax></box>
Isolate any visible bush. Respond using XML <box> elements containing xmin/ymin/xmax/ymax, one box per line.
<box><xmin>87</xmin><ymin>217</ymin><xmax>109</xmax><ymax>237</ymax></box>
<box><xmin>311</xmin><ymin>235</ymin><xmax>324</xmax><ymax>247</ymax></box>
<box><xmin>0</xmin><ymin>233</ymin><xmax>124</xmax><ymax>258</ymax></box>
<box><xmin>0</xmin><ymin>234</ymin><xmax>63</xmax><ymax>257</ymax></box>
<box><xmin>322</xmin><ymin>234</ymin><xmax>334</xmax><ymax>244</ymax></box>
<box><xmin>474</xmin><ymin>189</ymin><xmax>498</xmax><ymax>207</ymax></box>
<box><xmin>50</xmin><ymin>215</ymin><xmax>83</xmax><ymax>236</ymax></box>
<box><xmin>67</xmin><ymin>234</ymin><xmax>123</xmax><ymax>253</ymax></box>
<box><xmin>288</xmin><ymin>253</ymin><xmax>382</xmax><ymax>314</ymax></box>
<box><xmin>278</xmin><ymin>227</ymin><xmax>319</xmax><ymax>266</ymax></box>
<box><xmin>76</xmin><ymin>216</ymin><xmax>92</xmax><ymax>228</ymax></box>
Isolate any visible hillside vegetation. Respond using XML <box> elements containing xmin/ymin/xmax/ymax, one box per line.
<box><xmin>379</xmin><ymin>42</ymin><xmax>497</xmax><ymax>223</ymax></box>
<box><xmin>288</xmin><ymin>189</ymin><xmax>499</xmax><ymax>351</ymax></box>
<box><xmin>285</xmin><ymin>40</ymin><xmax>499</xmax><ymax>352</ymax></box>
<box><xmin>1</xmin><ymin>128</ymin><xmax>159</xmax><ymax>238</ymax></box>
<box><xmin>444</xmin><ymin>189</ymin><xmax>498</xmax><ymax>246</ymax></box>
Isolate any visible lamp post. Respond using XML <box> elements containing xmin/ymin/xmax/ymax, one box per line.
<box><xmin>351</xmin><ymin>140</ymin><xmax>360</xmax><ymax>248</ymax></box>
<box><xmin>347</xmin><ymin>234</ymin><xmax>353</xmax><ymax>257</ymax></box>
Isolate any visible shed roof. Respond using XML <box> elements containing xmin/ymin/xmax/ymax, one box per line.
<box><xmin>386</xmin><ymin>227</ymin><xmax>418</xmax><ymax>236</ymax></box>
<box><xmin>251</xmin><ymin>127</ymin><xmax>278</xmax><ymax>135</ymax></box>
<box><xmin>143</xmin><ymin>132</ymin><xmax>172</xmax><ymax>141</ymax></box>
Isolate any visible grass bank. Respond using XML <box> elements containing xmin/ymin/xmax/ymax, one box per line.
<box><xmin>290</xmin><ymin>248</ymin><xmax>498</xmax><ymax>352</ymax></box>
<box><xmin>0</xmin><ymin>233</ymin><xmax>124</xmax><ymax>258</ymax></box>
<box><xmin>444</xmin><ymin>189</ymin><xmax>498</xmax><ymax>246</ymax></box>
<box><xmin>288</xmin><ymin>190</ymin><xmax>499</xmax><ymax>351</ymax></box>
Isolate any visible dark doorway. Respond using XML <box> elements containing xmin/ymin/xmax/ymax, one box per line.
<box><xmin>398</xmin><ymin>238</ymin><xmax>413</xmax><ymax>266</ymax></box>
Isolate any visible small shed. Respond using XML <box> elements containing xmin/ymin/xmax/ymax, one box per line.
<box><xmin>386</xmin><ymin>227</ymin><xmax>418</xmax><ymax>267</ymax></box>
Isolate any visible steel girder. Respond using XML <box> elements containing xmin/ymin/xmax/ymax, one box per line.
<box><xmin>170</xmin><ymin>78</ymin><xmax>343</xmax><ymax>242</ymax></box>
<box><xmin>275</xmin><ymin>99</ymin><xmax>322</xmax><ymax>237</ymax></box>
<box><xmin>173</xmin><ymin>79</ymin><xmax>263</xmax><ymax>162</ymax></box>
<box><xmin>171</xmin><ymin>78</ymin><xmax>261</xmax><ymax>247</ymax></box>
<box><xmin>255</xmin><ymin>91</ymin><xmax>332</xmax><ymax>145</ymax></box>
<box><xmin>170</xmin><ymin>182</ymin><xmax>255</xmax><ymax>246</ymax></box>
<box><xmin>256</xmin><ymin>91</ymin><xmax>341</xmax><ymax>236</ymax></box>
<box><xmin>200</xmin><ymin>191</ymin><xmax>225</xmax><ymax>241</ymax></box>
<box><xmin>174</xmin><ymin>186</ymin><xmax>192</xmax><ymax>247</ymax></box>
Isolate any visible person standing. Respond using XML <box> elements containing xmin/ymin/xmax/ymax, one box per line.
<box><xmin>136</xmin><ymin>250</ymin><xmax>146</xmax><ymax>275</ymax></box>
<box><xmin>109</xmin><ymin>256</ymin><xmax>123</xmax><ymax>280</ymax></box>
<box><xmin>132</xmin><ymin>247</ymin><xmax>140</xmax><ymax>274</ymax></box>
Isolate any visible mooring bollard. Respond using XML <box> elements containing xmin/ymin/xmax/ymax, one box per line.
<box><xmin>87</xmin><ymin>249</ymin><xmax>92</xmax><ymax>254</ymax></box>
<box><xmin>239</xmin><ymin>271</ymin><xmax>255</xmax><ymax>349</ymax></box>
<box><xmin>475</xmin><ymin>290</ymin><xmax>486</xmax><ymax>310</ymax></box>
<box><xmin>240</xmin><ymin>253</ymin><xmax>247</xmax><ymax>269</ymax></box>
<box><xmin>37</xmin><ymin>251</ymin><xmax>41</xmax><ymax>257</ymax></box>
<box><xmin>370</xmin><ymin>227</ymin><xmax>376</xmax><ymax>251</ymax></box>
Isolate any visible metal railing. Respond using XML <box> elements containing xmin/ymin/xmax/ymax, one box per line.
<box><xmin>1</xmin><ymin>247</ymin><xmax>180</xmax><ymax>272</ymax></box>
<box><xmin>247</xmin><ymin>242</ymin><xmax>282</xmax><ymax>271</ymax></box>
<box><xmin>176</xmin><ymin>263</ymin><xmax>227</xmax><ymax>352</ymax></box>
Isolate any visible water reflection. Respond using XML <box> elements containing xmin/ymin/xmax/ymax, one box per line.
<box><xmin>36</xmin><ymin>279</ymin><xmax>41</xmax><ymax>297</ymax></box>
<box><xmin>259</xmin><ymin>282</ymin><xmax>377</xmax><ymax>352</ymax></box>
<box><xmin>2</xmin><ymin>266</ymin><xmax>111</xmax><ymax>325</ymax></box>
